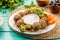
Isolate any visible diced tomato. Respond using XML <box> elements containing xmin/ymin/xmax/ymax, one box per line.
<box><xmin>46</xmin><ymin>14</ymin><xmax>55</xmax><ymax>25</ymax></box>
<box><xmin>48</xmin><ymin>18</ymin><xmax>55</xmax><ymax>25</ymax></box>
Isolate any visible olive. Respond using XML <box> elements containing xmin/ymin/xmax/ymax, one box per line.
<box><xmin>49</xmin><ymin>3</ymin><xmax>52</xmax><ymax>5</ymax></box>
<box><xmin>56</xmin><ymin>1</ymin><xmax>59</xmax><ymax>3</ymax></box>
<box><xmin>57</xmin><ymin>3</ymin><xmax>60</xmax><ymax>6</ymax></box>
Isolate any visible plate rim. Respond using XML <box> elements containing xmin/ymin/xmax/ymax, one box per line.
<box><xmin>8</xmin><ymin>8</ymin><xmax>56</xmax><ymax>35</ymax></box>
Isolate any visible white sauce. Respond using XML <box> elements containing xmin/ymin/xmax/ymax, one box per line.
<box><xmin>22</xmin><ymin>14</ymin><xmax>40</xmax><ymax>25</ymax></box>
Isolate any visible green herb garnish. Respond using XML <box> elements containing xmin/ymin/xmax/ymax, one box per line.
<box><xmin>0</xmin><ymin>0</ymin><xmax>24</xmax><ymax>10</ymax></box>
<box><xmin>31</xmin><ymin>7</ymin><xmax>45</xmax><ymax>17</ymax></box>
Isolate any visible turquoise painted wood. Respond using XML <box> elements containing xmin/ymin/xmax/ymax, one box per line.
<box><xmin>0</xmin><ymin>0</ymin><xmax>36</xmax><ymax>40</ymax></box>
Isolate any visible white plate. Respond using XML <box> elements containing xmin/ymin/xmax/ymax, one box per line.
<box><xmin>8</xmin><ymin>10</ymin><xmax>56</xmax><ymax>35</ymax></box>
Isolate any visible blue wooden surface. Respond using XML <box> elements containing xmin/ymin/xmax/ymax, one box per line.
<box><xmin>0</xmin><ymin>0</ymin><xmax>60</xmax><ymax>40</ymax></box>
<box><xmin>0</xmin><ymin>0</ymin><xmax>36</xmax><ymax>40</ymax></box>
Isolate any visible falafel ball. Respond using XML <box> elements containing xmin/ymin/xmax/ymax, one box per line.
<box><xmin>14</xmin><ymin>14</ymin><xmax>22</xmax><ymax>22</ymax></box>
<box><xmin>16</xmin><ymin>19</ymin><xmax>24</xmax><ymax>27</ymax></box>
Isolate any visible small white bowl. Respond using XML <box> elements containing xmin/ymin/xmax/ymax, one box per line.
<box><xmin>0</xmin><ymin>16</ymin><xmax>4</xmax><ymax>26</ymax></box>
